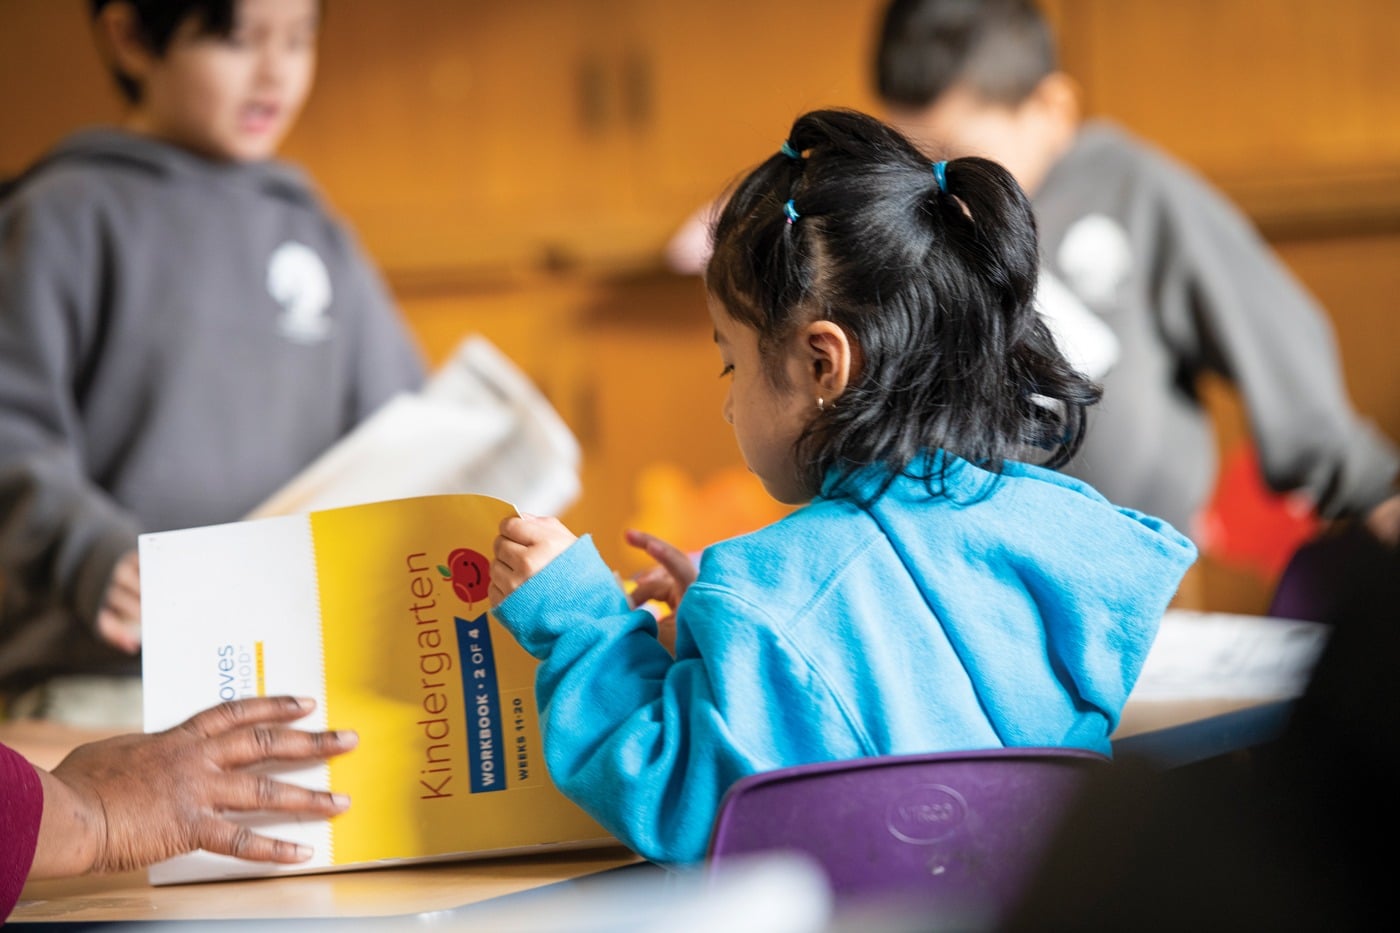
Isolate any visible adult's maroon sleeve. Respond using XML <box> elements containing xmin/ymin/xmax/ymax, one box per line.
<box><xmin>0</xmin><ymin>741</ymin><xmax>43</xmax><ymax>922</ymax></box>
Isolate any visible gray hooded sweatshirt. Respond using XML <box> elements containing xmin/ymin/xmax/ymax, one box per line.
<box><xmin>1035</xmin><ymin>121</ymin><xmax>1398</xmax><ymax>537</ymax></box>
<box><xmin>0</xmin><ymin>129</ymin><xmax>425</xmax><ymax>692</ymax></box>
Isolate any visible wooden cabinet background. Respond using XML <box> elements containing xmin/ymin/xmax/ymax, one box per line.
<box><xmin>2</xmin><ymin>0</ymin><xmax>1397</xmax><ymax>605</ymax></box>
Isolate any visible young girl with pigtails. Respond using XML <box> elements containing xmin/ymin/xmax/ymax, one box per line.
<box><xmin>488</xmin><ymin>108</ymin><xmax>1196</xmax><ymax>865</ymax></box>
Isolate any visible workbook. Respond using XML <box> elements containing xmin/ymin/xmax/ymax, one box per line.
<box><xmin>139</xmin><ymin>493</ymin><xmax>613</xmax><ymax>885</ymax></box>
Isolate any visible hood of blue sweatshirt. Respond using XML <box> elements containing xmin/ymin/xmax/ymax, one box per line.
<box><xmin>839</xmin><ymin>454</ymin><xmax>1198</xmax><ymax>745</ymax></box>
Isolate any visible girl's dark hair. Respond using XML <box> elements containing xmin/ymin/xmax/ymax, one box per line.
<box><xmin>706</xmin><ymin>107</ymin><xmax>1100</xmax><ymax>502</ymax></box>
<box><xmin>90</xmin><ymin>0</ymin><xmax>239</xmax><ymax>103</ymax></box>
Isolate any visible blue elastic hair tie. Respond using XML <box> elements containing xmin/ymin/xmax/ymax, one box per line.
<box><xmin>932</xmin><ymin>160</ymin><xmax>948</xmax><ymax>193</ymax></box>
<box><xmin>783</xmin><ymin>199</ymin><xmax>800</xmax><ymax>224</ymax></box>
<box><xmin>780</xmin><ymin>140</ymin><xmax>801</xmax><ymax>160</ymax></box>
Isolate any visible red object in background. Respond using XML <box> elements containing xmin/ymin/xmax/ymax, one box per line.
<box><xmin>1195</xmin><ymin>443</ymin><xmax>1321</xmax><ymax>582</ymax></box>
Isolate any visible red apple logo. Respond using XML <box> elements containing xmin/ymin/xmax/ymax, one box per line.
<box><xmin>438</xmin><ymin>548</ymin><xmax>490</xmax><ymax>603</ymax></box>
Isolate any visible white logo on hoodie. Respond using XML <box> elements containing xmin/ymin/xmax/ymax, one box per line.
<box><xmin>1035</xmin><ymin>267</ymin><xmax>1121</xmax><ymax>380</ymax></box>
<box><xmin>267</xmin><ymin>241</ymin><xmax>333</xmax><ymax>344</ymax></box>
<box><xmin>1057</xmin><ymin>213</ymin><xmax>1134</xmax><ymax>310</ymax></box>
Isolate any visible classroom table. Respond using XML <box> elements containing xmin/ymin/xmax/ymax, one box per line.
<box><xmin>11</xmin><ymin>849</ymin><xmax>649</xmax><ymax>927</ymax></box>
<box><xmin>5</xmin><ymin>610</ymin><xmax>1323</xmax><ymax>926</ymax></box>
<box><xmin>2</xmin><ymin>720</ymin><xmax>646</xmax><ymax>926</ymax></box>
<box><xmin>2</xmin><ymin>691</ymin><xmax>1288</xmax><ymax>928</ymax></box>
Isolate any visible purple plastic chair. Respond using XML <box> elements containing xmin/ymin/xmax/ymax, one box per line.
<box><xmin>706</xmin><ymin>747</ymin><xmax>1109</xmax><ymax>917</ymax></box>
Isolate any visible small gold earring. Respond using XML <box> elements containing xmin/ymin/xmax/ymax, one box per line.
<box><xmin>817</xmin><ymin>397</ymin><xmax>825</xmax><ymax>410</ymax></box>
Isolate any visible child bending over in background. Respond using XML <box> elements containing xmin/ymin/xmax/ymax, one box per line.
<box><xmin>875</xmin><ymin>0</ymin><xmax>1400</xmax><ymax>547</ymax></box>
<box><xmin>488</xmin><ymin>109</ymin><xmax>1196</xmax><ymax>865</ymax></box>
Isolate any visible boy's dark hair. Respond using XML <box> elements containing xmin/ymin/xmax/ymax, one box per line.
<box><xmin>706</xmin><ymin>108</ymin><xmax>1099</xmax><ymax>501</ymax></box>
<box><xmin>89</xmin><ymin>0</ymin><xmax>238</xmax><ymax>104</ymax></box>
<box><xmin>875</xmin><ymin>0</ymin><xmax>1056</xmax><ymax>109</ymax></box>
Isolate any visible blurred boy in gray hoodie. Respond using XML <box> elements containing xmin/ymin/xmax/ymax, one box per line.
<box><xmin>0</xmin><ymin>0</ymin><xmax>424</xmax><ymax>719</ymax></box>
<box><xmin>874</xmin><ymin>0</ymin><xmax>1399</xmax><ymax>547</ymax></box>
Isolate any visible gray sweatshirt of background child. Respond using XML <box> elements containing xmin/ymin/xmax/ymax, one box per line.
<box><xmin>1036</xmin><ymin>121</ymin><xmax>1397</xmax><ymax>539</ymax></box>
<box><xmin>0</xmin><ymin>129</ymin><xmax>425</xmax><ymax>693</ymax></box>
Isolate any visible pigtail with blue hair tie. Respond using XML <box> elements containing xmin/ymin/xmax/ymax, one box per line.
<box><xmin>932</xmin><ymin>160</ymin><xmax>949</xmax><ymax>193</ymax></box>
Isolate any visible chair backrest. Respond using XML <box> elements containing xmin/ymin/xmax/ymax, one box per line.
<box><xmin>706</xmin><ymin>747</ymin><xmax>1109</xmax><ymax>918</ymax></box>
<box><xmin>1268</xmin><ymin>520</ymin><xmax>1394</xmax><ymax>624</ymax></box>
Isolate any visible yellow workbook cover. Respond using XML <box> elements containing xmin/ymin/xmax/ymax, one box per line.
<box><xmin>138</xmin><ymin>493</ymin><xmax>612</xmax><ymax>885</ymax></box>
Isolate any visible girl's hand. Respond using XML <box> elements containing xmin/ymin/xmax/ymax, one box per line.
<box><xmin>624</xmin><ymin>530</ymin><xmax>698</xmax><ymax>655</ymax></box>
<box><xmin>623</xmin><ymin>529</ymin><xmax>698</xmax><ymax>613</ymax></box>
<box><xmin>489</xmin><ymin>514</ymin><xmax>579</xmax><ymax>607</ymax></box>
<box><xmin>96</xmin><ymin>549</ymin><xmax>142</xmax><ymax>654</ymax></box>
<box><xmin>32</xmin><ymin>696</ymin><xmax>357</xmax><ymax>878</ymax></box>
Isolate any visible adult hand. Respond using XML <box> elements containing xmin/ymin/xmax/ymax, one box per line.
<box><xmin>29</xmin><ymin>696</ymin><xmax>356</xmax><ymax>879</ymax></box>
<box><xmin>623</xmin><ymin>530</ymin><xmax>698</xmax><ymax>655</ymax></box>
<box><xmin>1364</xmin><ymin>492</ymin><xmax>1400</xmax><ymax>548</ymax></box>
<box><xmin>95</xmin><ymin>549</ymin><xmax>141</xmax><ymax>654</ymax></box>
<box><xmin>489</xmin><ymin>514</ymin><xmax>579</xmax><ymax>607</ymax></box>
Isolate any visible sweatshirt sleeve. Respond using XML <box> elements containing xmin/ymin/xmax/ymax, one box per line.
<box><xmin>334</xmin><ymin>226</ymin><xmax>426</xmax><ymax>425</ymax></box>
<box><xmin>0</xmin><ymin>742</ymin><xmax>43</xmax><ymax>922</ymax></box>
<box><xmin>491</xmin><ymin>536</ymin><xmax>862</xmax><ymax>865</ymax></box>
<box><xmin>0</xmin><ymin>190</ymin><xmax>141</xmax><ymax>634</ymax></box>
<box><xmin>1148</xmin><ymin>157</ymin><xmax>1399</xmax><ymax>518</ymax></box>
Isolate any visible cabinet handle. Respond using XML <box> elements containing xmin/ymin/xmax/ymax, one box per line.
<box><xmin>577</xmin><ymin>53</ymin><xmax>609</xmax><ymax>136</ymax></box>
<box><xmin>622</xmin><ymin>47</ymin><xmax>652</xmax><ymax>132</ymax></box>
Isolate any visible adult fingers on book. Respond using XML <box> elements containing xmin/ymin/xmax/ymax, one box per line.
<box><xmin>216</xmin><ymin>773</ymin><xmax>351</xmax><ymax>818</ymax></box>
<box><xmin>196</xmin><ymin>818</ymin><xmax>315</xmax><ymax>864</ymax></box>
<box><xmin>176</xmin><ymin>696</ymin><xmax>318</xmax><ymax>740</ymax></box>
<box><xmin>211</xmin><ymin>725</ymin><xmax>359</xmax><ymax>770</ymax></box>
<box><xmin>48</xmin><ymin>709</ymin><xmax>354</xmax><ymax>874</ymax></box>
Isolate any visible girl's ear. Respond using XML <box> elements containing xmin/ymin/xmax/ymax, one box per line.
<box><xmin>801</xmin><ymin>320</ymin><xmax>858</xmax><ymax>403</ymax></box>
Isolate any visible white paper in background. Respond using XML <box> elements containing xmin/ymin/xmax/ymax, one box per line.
<box><xmin>1130</xmin><ymin>610</ymin><xmax>1331</xmax><ymax>701</ymax></box>
<box><xmin>421</xmin><ymin>334</ymin><xmax>581</xmax><ymax>516</ymax></box>
<box><xmin>139</xmin><ymin>515</ymin><xmax>332</xmax><ymax>883</ymax></box>
<box><xmin>246</xmin><ymin>334</ymin><xmax>580</xmax><ymax>520</ymax></box>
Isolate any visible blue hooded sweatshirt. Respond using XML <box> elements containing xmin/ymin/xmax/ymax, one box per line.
<box><xmin>492</xmin><ymin>454</ymin><xmax>1197</xmax><ymax>865</ymax></box>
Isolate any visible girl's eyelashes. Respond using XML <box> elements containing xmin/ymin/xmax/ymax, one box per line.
<box><xmin>719</xmin><ymin>363</ymin><xmax>734</xmax><ymax>378</ymax></box>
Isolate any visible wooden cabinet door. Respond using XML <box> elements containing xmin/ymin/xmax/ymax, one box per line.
<box><xmin>603</xmin><ymin>0</ymin><xmax>889</xmax><ymax>250</ymax></box>
<box><xmin>1054</xmin><ymin>0</ymin><xmax>1400</xmax><ymax>232</ymax></box>
<box><xmin>285</xmin><ymin>0</ymin><xmax>629</xmax><ymax>277</ymax></box>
